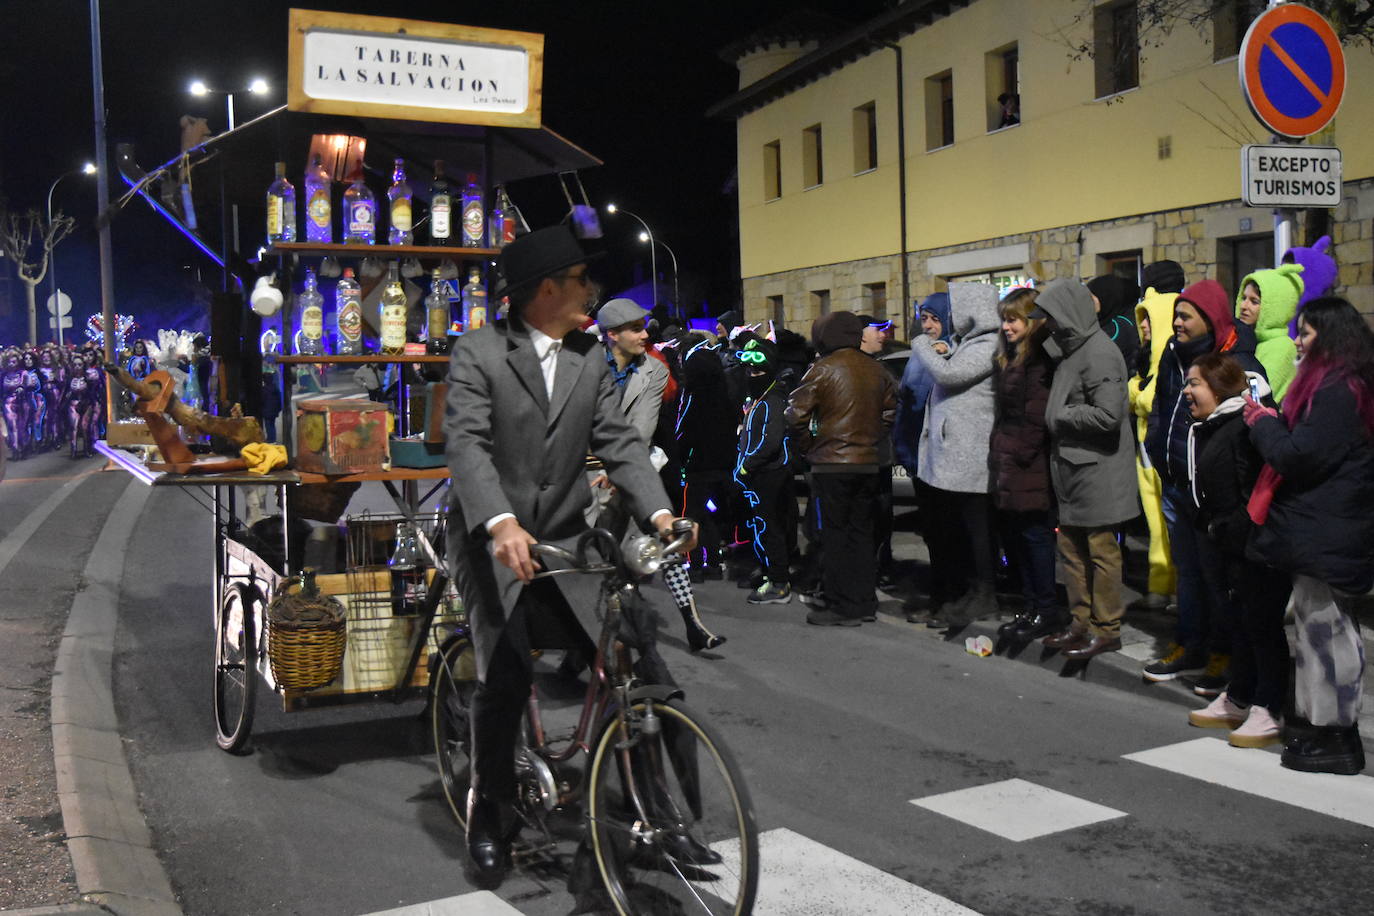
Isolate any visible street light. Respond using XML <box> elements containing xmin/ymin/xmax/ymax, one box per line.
<box><xmin>188</xmin><ymin>77</ymin><xmax>270</xmax><ymax>131</ymax></box>
<box><xmin>605</xmin><ymin>203</ymin><xmax>657</xmax><ymax>309</ymax></box>
<box><xmin>639</xmin><ymin>232</ymin><xmax>680</xmax><ymax>316</ymax></box>
<box><xmin>46</xmin><ymin>162</ymin><xmax>98</xmax><ymax>346</ymax></box>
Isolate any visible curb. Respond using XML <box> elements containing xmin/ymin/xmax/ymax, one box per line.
<box><xmin>48</xmin><ymin>480</ymin><xmax>181</xmax><ymax>916</ymax></box>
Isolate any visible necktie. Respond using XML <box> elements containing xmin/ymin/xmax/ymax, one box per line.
<box><xmin>542</xmin><ymin>340</ymin><xmax>561</xmax><ymax>399</ymax></box>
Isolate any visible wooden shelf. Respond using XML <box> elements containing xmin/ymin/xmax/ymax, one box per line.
<box><xmin>294</xmin><ymin>467</ymin><xmax>450</xmax><ymax>484</ymax></box>
<box><xmin>268</xmin><ymin>242</ymin><xmax>499</xmax><ymax>259</ymax></box>
<box><xmin>273</xmin><ymin>354</ymin><xmax>450</xmax><ymax>365</ymax></box>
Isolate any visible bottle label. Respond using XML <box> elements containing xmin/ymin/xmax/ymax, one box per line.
<box><xmin>338</xmin><ymin>301</ymin><xmax>362</xmax><ymax>341</ymax></box>
<box><xmin>431</xmin><ymin>198</ymin><xmax>451</xmax><ymax>238</ymax></box>
<box><xmin>349</xmin><ymin>203</ymin><xmax>374</xmax><ymax>236</ymax></box>
<box><xmin>308</xmin><ymin>191</ymin><xmax>330</xmax><ymax>228</ymax></box>
<box><xmin>428</xmin><ymin>306</ymin><xmax>449</xmax><ymax>339</ymax></box>
<box><xmin>381</xmin><ymin>304</ymin><xmax>406</xmax><ymax>349</ymax></box>
<box><xmin>467</xmin><ymin>305</ymin><xmax>487</xmax><ymax>330</ymax></box>
<box><xmin>462</xmin><ymin>201</ymin><xmax>484</xmax><ymax>245</ymax></box>
<box><xmin>302</xmin><ymin>305</ymin><xmax>323</xmax><ymax>339</ymax></box>
<box><xmin>267</xmin><ymin>198</ymin><xmax>282</xmax><ymax>237</ymax></box>
<box><xmin>502</xmin><ymin>216</ymin><xmax>516</xmax><ymax>245</ymax></box>
<box><xmin>391</xmin><ymin>199</ymin><xmax>412</xmax><ymax>232</ymax></box>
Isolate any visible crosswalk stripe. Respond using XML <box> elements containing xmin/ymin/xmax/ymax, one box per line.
<box><xmin>358</xmin><ymin>891</ymin><xmax>522</xmax><ymax>916</ymax></box>
<box><xmin>910</xmin><ymin>778</ymin><xmax>1127</xmax><ymax>841</ymax></box>
<box><xmin>1124</xmin><ymin>737</ymin><xmax>1374</xmax><ymax>828</ymax></box>
<box><xmin>715</xmin><ymin>826</ymin><xmax>980</xmax><ymax>915</ymax></box>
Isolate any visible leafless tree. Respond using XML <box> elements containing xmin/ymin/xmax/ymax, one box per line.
<box><xmin>0</xmin><ymin>206</ymin><xmax>75</xmax><ymax>345</ymax></box>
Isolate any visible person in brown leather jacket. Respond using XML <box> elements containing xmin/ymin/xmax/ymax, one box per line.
<box><xmin>785</xmin><ymin>311</ymin><xmax>898</xmax><ymax>626</ymax></box>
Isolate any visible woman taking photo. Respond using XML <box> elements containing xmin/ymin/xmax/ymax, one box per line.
<box><xmin>1243</xmin><ymin>296</ymin><xmax>1374</xmax><ymax>775</ymax></box>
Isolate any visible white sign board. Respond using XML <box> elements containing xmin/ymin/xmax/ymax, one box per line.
<box><xmin>288</xmin><ymin>9</ymin><xmax>544</xmax><ymax>128</ymax></box>
<box><xmin>1242</xmin><ymin>144</ymin><xmax>1342</xmax><ymax>208</ymax></box>
<box><xmin>302</xmin><ymin>30</ymin><xmax>529</xmax><ymax>115</ymax></box>
<box><xmin>46</xmin><ymin>290</ymin><xmax>72</xmax><ymax>316</ymax></box>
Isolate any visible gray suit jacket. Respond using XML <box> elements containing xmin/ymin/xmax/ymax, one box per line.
<box><xmin>620</xmin><ymin>352</ymin><xmax>669</xmax><ymax>446</ymax></box>
<box><xmin>444</xmin><ymin>317</ymin><xmax>671</xmax><ymax>677</ymax></box>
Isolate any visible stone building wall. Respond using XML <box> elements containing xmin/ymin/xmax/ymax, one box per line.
<box><xmin>744</xmin><ymin>178</ymin><xmax>1374</xmax><ymax>337</ymax></box>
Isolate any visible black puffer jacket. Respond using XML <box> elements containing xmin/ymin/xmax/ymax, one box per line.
<box><xmin>1247</xmin><ymin>378</ymin><xmax>1374</xmax><ymax>593</ymax></box>
<box><xmin>1187</xmin><ymin>396</ymin><xmax>1262</xmax><ymax>558</ymax></box>
<box><xmin>989</xmin><ymin>351</ymin><xmax>1054</xmax><ymax>513</ymax></box>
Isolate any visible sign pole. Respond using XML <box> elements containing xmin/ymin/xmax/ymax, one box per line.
<box><xmin>1268</xmin><ymin>0</ymin><xmax>1291</xmax><ymax>268</ymax></box>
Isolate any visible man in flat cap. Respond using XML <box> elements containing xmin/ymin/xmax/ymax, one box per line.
<box><xmin>443</xmin><ymin>227</ymin><xmax>693</xmax><ymax>887</ymax></box>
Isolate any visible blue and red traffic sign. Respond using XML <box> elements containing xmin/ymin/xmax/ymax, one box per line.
<box><xmin>1239</xmin><ymin>3</ymin><xmax>1346</xmax><ymax>138</ymax></box>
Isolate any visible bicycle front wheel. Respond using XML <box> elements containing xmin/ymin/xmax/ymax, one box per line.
<box><xmin>431</xmin><ymin>635</ymin><xmax>478</xmax><ymax>828</ymax></box>
<box><xmin>586</xmin><ymin>696</ymin><xmax>759</xmax><ymax>915</ymax></box>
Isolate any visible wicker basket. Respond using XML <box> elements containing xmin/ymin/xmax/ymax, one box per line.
<box><xmin>266</xmin><ymin>578</ymin><xmax>347</xmax><ymax>691</ymax></box>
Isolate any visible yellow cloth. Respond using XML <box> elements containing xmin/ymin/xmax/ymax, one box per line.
<box><xmin>1136</xmin><ymin>459</ymin><xmax>1175</xmax><ymax>596</ymax></box>
<box><xmin>241</xmin><ymin>442</ymin><xmax>288</xmax><ymax>475</ymax></box>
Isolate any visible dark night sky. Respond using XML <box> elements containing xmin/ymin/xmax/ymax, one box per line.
<box><xmin>0</xmin><ymin>0</ymin><xmax>893</xmax><ymax>344</ymax></box>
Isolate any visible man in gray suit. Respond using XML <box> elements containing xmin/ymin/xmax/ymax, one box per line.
<box><xmin>444</xmin><ymin>227</ymin><xmax>691</xmax><ymax>886</ymax></box>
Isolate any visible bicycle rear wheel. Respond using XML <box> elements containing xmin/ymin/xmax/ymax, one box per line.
<box><xmin>586</xmin><ymin>697</ymin><xmax>758</xmax><ymax>915</ymax></box>
<box><xmin>431</xmin><ymin>635</ymin><xmax>478</xmax><ymax>828</ymax></box>
<box><xmin>214</xmin><ymin>582</ymin><xmax>257</xmax><ymax>753</ymax></box>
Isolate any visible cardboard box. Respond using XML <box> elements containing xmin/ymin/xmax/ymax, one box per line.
<box><xmin>295</xmin><ymin>399</ymin><xmax>390</xmax><ymax>475</ymax></box>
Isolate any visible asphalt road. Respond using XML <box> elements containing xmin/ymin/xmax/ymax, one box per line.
<box><xmin>105</xmin><ymin>482</ymin><xmax>1374</xmax><ymax>916</ymax></box>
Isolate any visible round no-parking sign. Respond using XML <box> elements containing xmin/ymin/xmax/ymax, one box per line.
<box><xmin>1239</xmin><ymin>3</ymin><xmax>1345</xmax><ymax>138</ymax></box>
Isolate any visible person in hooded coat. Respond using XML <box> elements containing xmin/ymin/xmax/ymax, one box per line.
<box><xmin>1234</xmin><ymin>263</ymin><xmax>1303</xmax><ymax>403</ymax></box>
<box><xmin>908</xmin><ymin>282</ymin><xmax>1000</xmax><ymax>628</ymax></box>
<box><xmin>1142</xmin><ymin>279</ymin><xmax>1265</xmax><ymax>688</ymax></box>
<box><xmin>893</xmin><ymin>293</ymin><xmax>954</xmax><ymax>618</ymax></box>
<box><xmin>1031</xmin><ymin>279</ymin><xmax>1137</xmax><ymax>658</ymax></box>
<box><xmin>1282</xmin><ymin>235</ymin><xmax>1337</xmax><ymax>337</ymax></box>
<box><xmin>1129</xmin><ymin>260</ymin><xmax>1186</xmax><ymax>608</ymax></box>
<box><xmin>1088</xmin><ymin>274</ymin><xmax>1141</xmax><ymax>370</ymax></box>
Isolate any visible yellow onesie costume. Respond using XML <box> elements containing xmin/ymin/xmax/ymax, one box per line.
<box><xmin>1130</xmin><ymin>287</ymin><xmax>1179</xmax><ymax>599</ymax></box>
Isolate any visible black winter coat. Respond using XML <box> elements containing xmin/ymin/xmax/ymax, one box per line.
<box><xmin>1187</xmin><ymin>405</ymin><xmax>1261</xmax><ymax>558</ymax></box>
<box><xmin>989</xmin><ymin>353</ymin><xmax>1054</xmax><ymax>512</ymax></box>
<box><xmin>677</xmin><ymin>344</ymin><xmax>740</xmax><ymax>472</ymax></box>
<box><xmin>1247</xmin><ymin>378</ymin><xmax>1374</xmax><ymax>593</ymax></box>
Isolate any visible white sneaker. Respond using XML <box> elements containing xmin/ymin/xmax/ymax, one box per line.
<box><xmin>1228</xmin><ymin>704</ymin><xmax>1282</xmax><ymax>748</ymax></box>
<box><xmin>1188</xmin><ymin>691</ymin><xmax>1247</xmax><ymax>729</ymax></box>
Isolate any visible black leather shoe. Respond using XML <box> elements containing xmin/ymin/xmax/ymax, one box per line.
<box><xmin>466</xmin><ymin>793</ymin><xmax>514</xmax><ymax>889</ymax></box>
<box><xmin>1281</xmin><ymin>726</ymin><xmax>1365</xmax><ymax>775</ymax></box>
<box><xmin>1014</xmin><ymin>610</ymin><xmax>1067</xmax><ymax>642</ymax></box>
<box><xmin>997</xmin><ymin>612</ymin><xmax>1033</xmax><ymax>640</ymax></box>
<box><xmin>663</xmin><ymin>830</ymin><xmax>724</xmax><ymax>865</ymax></box>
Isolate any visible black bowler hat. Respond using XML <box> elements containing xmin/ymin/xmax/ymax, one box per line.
<box><xmin>493</xmin><ymin>225</ymin><xmax>604</xmax><ymax>299</ymax></box>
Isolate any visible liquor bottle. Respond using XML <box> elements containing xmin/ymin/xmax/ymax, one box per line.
<box><xmin>335</xmin><ymin>268</ymin><xmax>363</xmax><ymax>355</ymax></box>
<box><xmin>461</xmin><ymin>173</ymin><xmax>484</xmax><ymax>248</ymax></box>
<box><xmin>266</xmin><ymin>162</ymin><xmax>296</xmax><ymax>245</ymax></box>
<box><xmin>387</xmin><ymin>158</ymin><xmax>413</xmax><ymax>245</ymax></box>
<box><xmin>461</xmin><ymin>268</ymin><xmax>487</xmax><ymax>331</ymax></box>
<box><xmin>343</xmin><ymin>169</ymin><xmax>376</xmax><ymax>245</ymax></box>
<box><xmin>425</xmin><ymin>269</ymin><xmax>451</xmax><ymax>355</ymax></box>
<box><xmin>429</xmin><ymin>160</ymin><xmax>453</xmax><ymax>246</ymax></box>
<box><xmin>296</xmin><ymin>268</ymin><xmax>326</xmax><ymax>356</ymax></box>
<box><xmin>379</xmin><ymin>264</ymin><xmax>408</xmax><ymax>355</ymax></box>
<box><xmin>304</xmin><ymin>153</ymin><xmax>332</xmax><ymax>243</ymax></box>
<box><xmin>500</xmin><ymin>186</ymin><xmax>517</xmax><ymax>246</ymax></box>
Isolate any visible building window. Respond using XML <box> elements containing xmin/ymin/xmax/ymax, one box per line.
<box><xmin>1099</xmin><ymin>250</ymin><xmax>1143</xmax><ymax>287</ymax></box>
<box><xmin>986</xmin><ymin>43</ymin><xmax>1020</xmax><ymax>131</ymax></box>
<box><xmin>925</xmin><ymin>70</ymin><xmax>955</xmax><ymax>150</ymax></box>
<box><xmin>768</xmin><ymin>294</ymin><xmax>785</xmax><ymax>324</ymax></box>
<box><xmin>947</xmin><ymin>268</ymin><xmax>1031</xmax><ymax>298</ymax></box>
<box><xmin>853</xmin><ymin>102</ymin><xmax>878</xmax><ymax>173</ymax></box>
<box><xmin>1094</xmin><ymin>0</ymin><xmax>1139</xmax><ymax>98</ymax></box>
<box><xmin>810</xmin><ymin>288</ymin><xmax>831</xmax><ymax>317</ymax></box>
<box><xmin>1217</xmin><ymin>235</ymin><xmax>1271</xmax><ymax>300</ymax></box>
<box><xmin>863</xmin><ymin>282</ymin><xmax>887</xmax><ymax>318</ymax></box>
<box><xmin>803</xmin><ymin>124</ymin><xmax>823</xmax><ymax>189</ymax></box>
<box><xmin>1213</xmin><ymin>0</ymin><xmax>1265</xmax><ymax>61</ymax></box>
<box><xmin>763</xmin><ymin>140</ymin><xmax>781</xmax><ymax>201</ymax></box>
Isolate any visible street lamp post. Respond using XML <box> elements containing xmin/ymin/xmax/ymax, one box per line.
<box><xmin>605</xmin><ymin>204</ymin><xmax>657</xmax><ymax>310</ymax></box>
<box><xmin>640</xmin><ymin>232</ymin><xmax>679</xmax><ymax>317</ymax></box>
<box><xmin>189</xmin><ymin>79</ymin><xmax>269</xmax><ymax>284</ymax></box>
<box><xmin>45</xmin><ymin>162</ymin><xmax>97</xmax><ymax>346</ymax></box>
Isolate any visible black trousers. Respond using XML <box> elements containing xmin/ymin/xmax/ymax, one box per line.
<box><xmin>924</xmin><ymin>486</ymin><xmax>995</xmax><ymax>596</ymax></box>
<box><xmin>741</xmin><ymin>465</ymin><xmax>793</xmax><ymax>585</ymax></box>
<box><xmin>812</xmin><ymin>471</ymin><xmax>881</xmax><ymax>619</ymax></box>
<box><xmin>1224</xmin><ymin>559</ymin><xmax>1292</xmax><ymax>714</ymax></box>
<box><xmin>682</xmin><ymin>469</ymin><xmax>731</xmax><ymax>566</ymax></box>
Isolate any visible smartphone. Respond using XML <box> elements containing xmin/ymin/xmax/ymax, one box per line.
<box><xmin>1248</xmin><ymin>377</ymin><xmax>1263</xmax><ymax>401</ymax></box>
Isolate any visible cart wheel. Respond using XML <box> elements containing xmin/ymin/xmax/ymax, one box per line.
<box><xmin>431</xmin><ymin>635</ymin><xmax>477</xmax><ymax>828</ymax></box>
<box><xmin>214</xmin><ymin>581</ymin><xmax>259</xmax><ymax>753</ymax></box>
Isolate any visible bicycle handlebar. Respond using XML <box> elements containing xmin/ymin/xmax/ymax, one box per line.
<box><xmin>530</xmin><ymin>519</ymin><xmax>694</xmax><ymax>578</ymax></box>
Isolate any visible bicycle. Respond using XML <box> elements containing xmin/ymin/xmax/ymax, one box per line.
<box><xmin>430</xmin><ymin>522</ymin><xmax>759</xmax><ymax>915</ymax></box>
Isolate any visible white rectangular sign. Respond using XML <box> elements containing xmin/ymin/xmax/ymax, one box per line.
<box><xmin>1242</xmin><ymin>144</ymin><xmax>1342</xmax><ymax>208</ymax></box>
<box><xmin>302</xmin><ymin>29</ymin><xmax>529</xmax><ymax>115</ymax></box>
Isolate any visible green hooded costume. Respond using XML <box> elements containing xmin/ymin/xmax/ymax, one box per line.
<box><xmin>1235</xmin><ymin>263</ymin><xmax>1303</xmax><ymax>403</ymax></box>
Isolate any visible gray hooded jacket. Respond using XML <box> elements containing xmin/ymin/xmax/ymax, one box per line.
<box><xmin>912</xmin><ymin>282</ymin><xmax>999</xmax><ymax>493</ymax></box>
<box><xmin>1035</xmin><ymin>279</ymin><xmax>1138</xmax><ymax>527</ymax></box>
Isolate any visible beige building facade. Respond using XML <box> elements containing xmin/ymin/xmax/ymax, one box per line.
<box><xmin>711</xmin><ymin>0</ymin><xmax>1374</xmax><ymax>336</ymax></box>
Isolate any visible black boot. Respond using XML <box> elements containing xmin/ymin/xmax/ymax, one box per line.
<box><xmin>1281</xmin><ymin>725</ymin><xmax>1365</xmax><ymax>775</ymax></box>
<box><xmin>679</xmin><ymin>598</ymin><xmax>725</xmax><ymax>652</ymax></box>
<box><xmin>945</xmin><ymin>581</ymin><xmax>998</xmax><ymax>626</ymax></box>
